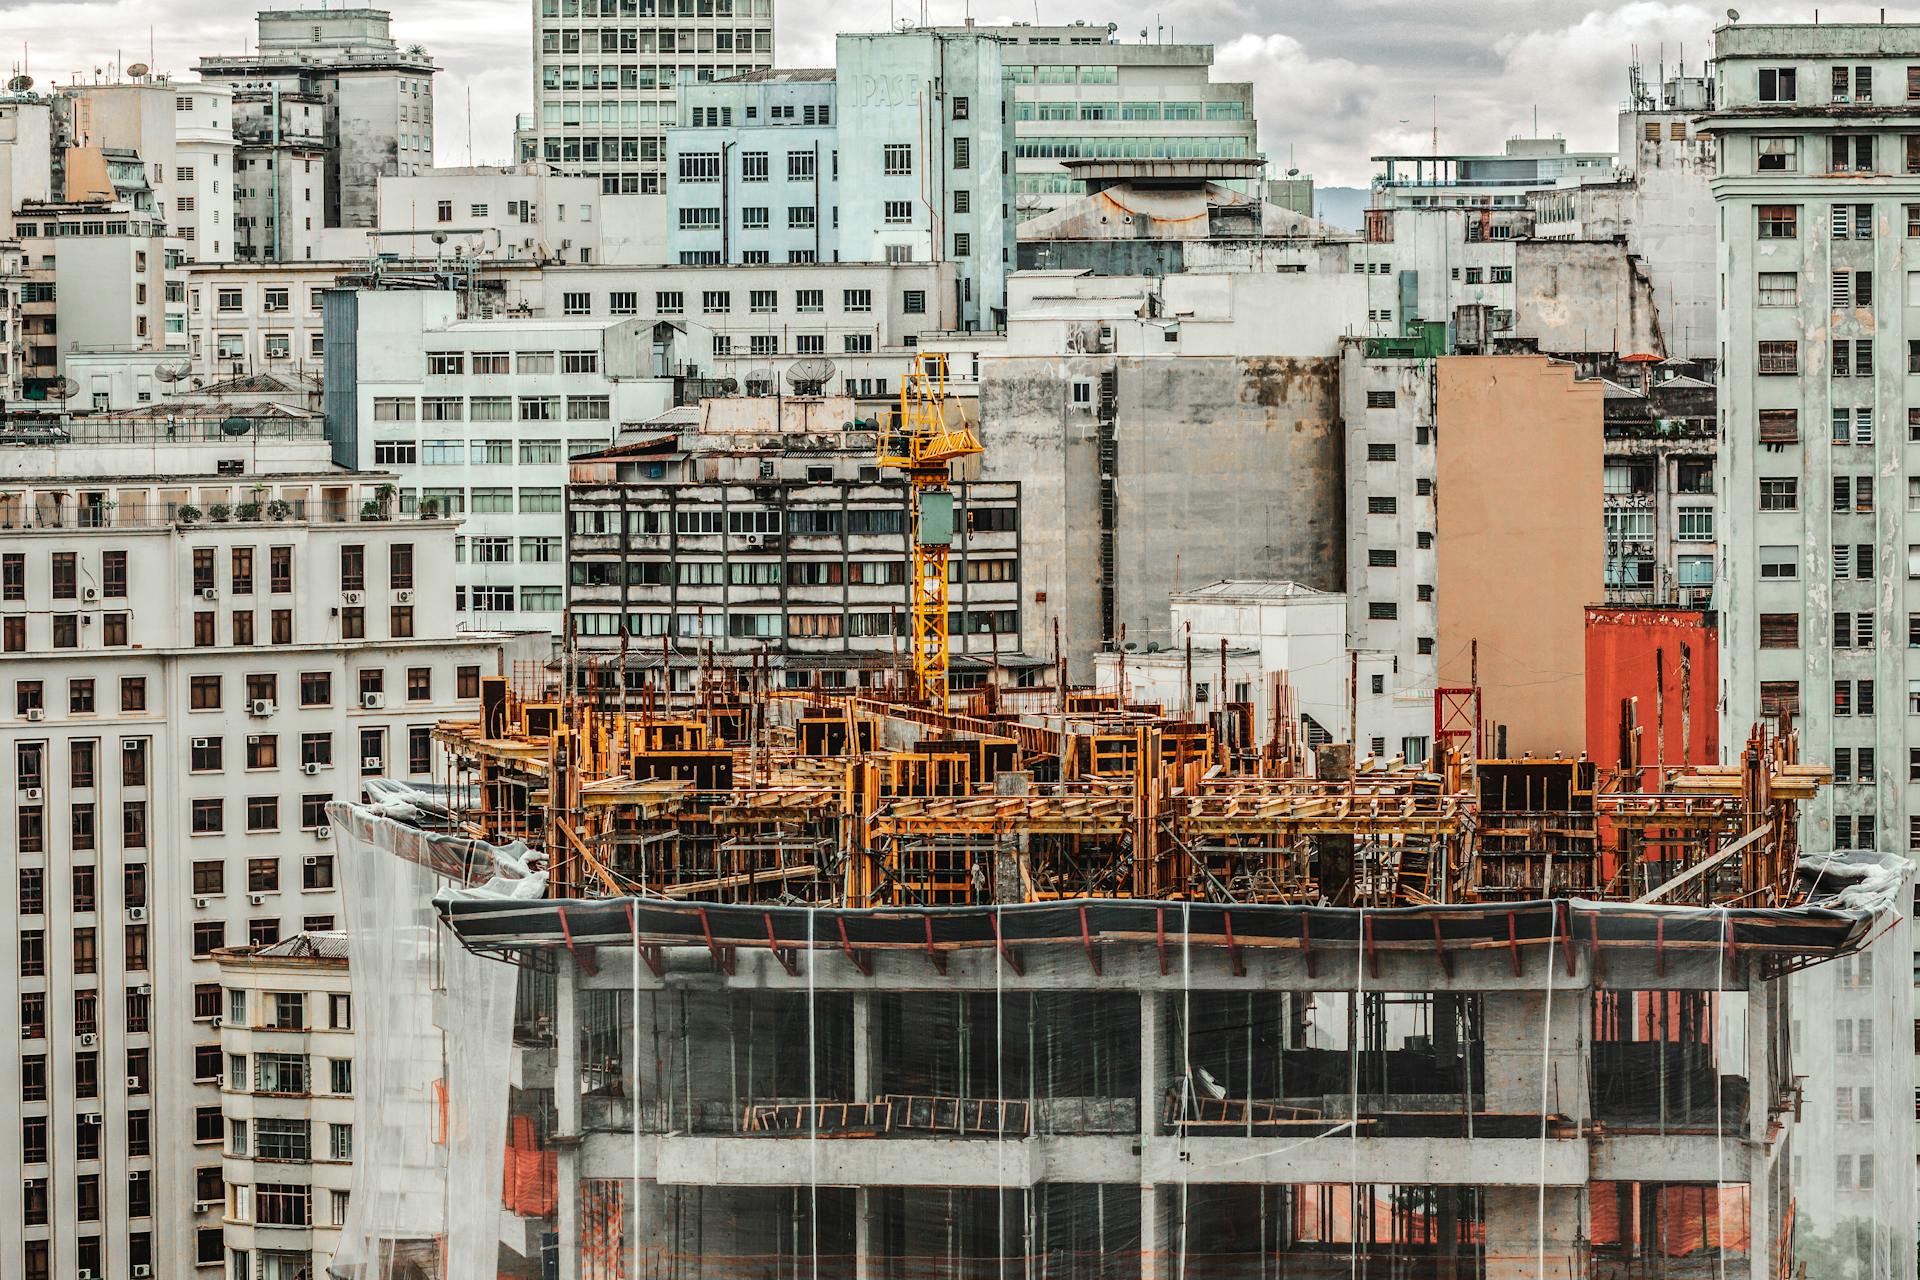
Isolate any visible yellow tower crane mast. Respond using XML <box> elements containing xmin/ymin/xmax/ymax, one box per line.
<box><xmin>877</xmin><ymin>352</ymin><xmax>983</xmax><ymax>710</ymax></box>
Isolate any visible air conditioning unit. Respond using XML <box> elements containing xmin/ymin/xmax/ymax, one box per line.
<box><xmin>210</xmin><ymin>1015</ymin><xmax>222</xmax><ymax>1028</ymax></box>
<box><xmin>193</xmin><ymin>896</ymin><xmax>210</xmax><ymax>909</ymax></box>
<box><xmin>250</xmin><ymin>893</ymin><xmax>266</xmax><ymax>905</ymax></box>
<box><xmin>79</xmin><ymin>1032</ymin><xmax>98</xmax><ymax>1047</ymax></box>
<box><xmin>123</xmin><ymin>739</ymin><xmax>142</xmax><ymax>751</ymax></box>
<box><xmin>304</xmin><ymin>854</ymin><xmax>320</xmax><ymax>866</ymax></box>
<box><xmin>200</xmin><ymin>586</ymin><xmax>219</xmax><ymax>601</ymax></box>
<box><xmin>341</xmin><ymin>589</ymin><xmax>364</xmax><ymax>605</ymax></box>
<box><xmin>127</xmin><ymin>906</ymin><xmax>148</xmax><ymax>923</ymax></box>
<box><xmin>77</xmin><ymin>1269</ymin><xmax>93</xmax><ymax>1279</ymax></box>
<box><xmin>315</xmin><ymin>826</ymin><xmax>333</xmax><ymax>841</ymax></box>
<box><xmin>192</xmin><ymin>737</ymin><xmax>212</xmax><ymax>750</ymax></box>
<box><xmin>23</xmin><ymin>707</ymin><xmax>44</xmax><ymax>722</ymax></box>
<box><xmin>21</xmin><ymin>787</ymin><xmax>42</xmax><ymax>802</ymax></box>
<box><xmin>394</xmin><ymin>589</ymin><xmax>415</xmax><ymax>604</ymax></box>
<box><xmin>362</xmin><ymin>691</ymin><xmax>385</xmax><ymax>709</ymax></box>
<box><xmin>134</xmin><ymin>1267</ymin><xmax>153</xmax><ymax>1278</ymax></box>
<box><xmin>133</xmin><ymin>984</ymin><xmax>151</xmax><ymax>996</ymax></box>
<box><xmin>249</xmin><ymin>699</ymin><xmax>275</xmax><ymax>717</ymax></box>
<box><xmin>303</xmin><ymin>761</ymin><xmax>323</xmax><ymax>775</ymax></box>
<box><xmin>125</xmin><ymin>1075</ymin><xmax>141</xmax><ymax>1089</ymax></box>
<box><xmin>81</xmin><ymin>586</ymin><xmax>98</xmax><ymax>602</ymax></box>
<box><xmin>361</xmin><ymin>756</ymin><xmax>382</xmax><ymax>771</ymax></box>
<box><xmin>78</xmin><ymin>1111</ymin><xmax>100</xmax><ymax>1126</ymax></box>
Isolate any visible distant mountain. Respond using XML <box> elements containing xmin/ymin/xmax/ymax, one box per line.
<box><xmin>1313</xmin><ymin>186</ymin><xmax>1369</xmax><ymax>232</ymax></box>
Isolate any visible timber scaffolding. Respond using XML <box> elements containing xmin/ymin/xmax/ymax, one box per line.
<box><xmin>427</xmin><ymin>663</ymin><xmax>1828</xmax><ymax>921</ymax></box>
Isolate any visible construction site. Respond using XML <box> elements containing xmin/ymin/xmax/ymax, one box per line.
<box><xmin>317</xmin><ymin>658</ymin><xmax>1909</xmax><ymax>1280</ymax></box>
<box><xmin>322</xmin><ymin>362</ymin><xmax>1910</xmax><ymax>1280</ymax></box>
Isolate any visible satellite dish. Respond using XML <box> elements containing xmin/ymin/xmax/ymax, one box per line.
<box><xmin>1287</xmin><ymin>167</ymin><xmax>1300</xmax><ymax>177</ymax></box>
<box><xmin>785</xmin><ymin>357</ymin><xmax>836</xmax><ymax>388</ymax></box>
<box><xmin>127</xmin><ymin>62</ymin><xmax>149</xmax><ymax>78</ymax></box>
<box><xmin>153</xmin><ymin>361</ymin><xmax>193</xmax><ymax>383</ymax></box>
<box><xmin>53</xmin><ymin>376</ymin><xmax>78</xmax><ymax>398</ymax></box>
<box><xmin>219</xmin><ymin>416</ymin><xmax>252</xmax><ymax>436</ymax></box>
<box><xmin>430</xmin><ymin>231</ymin><xmax>448</xmax><ymax>245</ymax></box>
<box><xmin>717</xmin><ymin>377</ymin><xmax>738</xmax><ymax>392</ymax></box>
<box><xmin>8</xmin><ymin>75</ymin><xmax>32</xmax><ymax>93</ymax></box>
<box><xmin>1726</xmin><ymin>7</ymin><xmax>1739</xmax><ymax>18</ymax></box>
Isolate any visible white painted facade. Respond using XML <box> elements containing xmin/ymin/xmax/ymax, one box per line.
<box><xmin>214</xmin><ymin>933</ymin><xmax>355</xmax><ymax>1280</ymax></box>
<box><xmin>374</xmin><ymin>165</ymin><xmax>607</xmax><ymax>263</ymax></box>
<box><xmin>172</xmin><ymin>82</ymin><xmax>238</xmax><ymax>264</ymax></box>
<box><xmin>335</xmin><ymin>288</ymin><xmax>676</xmax><ymax>636</ymax></box>
<box><xmin>0</xmin><ymin>427</ymin><xmax>541</xmax><ymax>1280</ymax></box>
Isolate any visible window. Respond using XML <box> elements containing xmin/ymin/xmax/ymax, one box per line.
<box><xmin>1675</xmin><ymin>508</ymin><xmax>1713</xmax><ymax>541</ymax></box>
<box><xmin>1757</xmin><ymin>340</ymin><xmax>1798</xmax><ymax>374</ymax></box>
<box><xmin>1830</xmin><ymin>135</ymin><xmax>1875</xmax><ymax>173</ymax></box>
<box><xmin>1760</xmin><ymin>479</ymin><xmax>1798</xmax><ymax>511</ymax></box>
<box><xmin>882</xmin><ymin>143</ymin><xmax>912</xmax><ymax>175</ymax></box>
<box><xmin>953</xmin><ymin>232</ymin><xmax>972</xmax><ymax>257</ymax></box>
<box><xmin>903</xmin><ymin>289</ymin><xmax>926</xmax><ymax>314</ymax></box>
<box><xmin>1757</xmin><ymin>271</ymin><xmax>1797</xmax><ymax>306</ymax></box>
<box><xmin>562</xmin><ymin>291</ymin><xmax>592</xmax><ymax>315</ymax></box>
<box><xmin>1759</xmin><ymin>614</ymin><xmax>1799</xmax><ymax>649</ymax></box>
<box><xmin>1757</xmin><ymin>204</ymin><xmax>1798</xmax><ymax>239</ymax></box>
<box><xmin>1757</xmin><ymin>136</ymin><xmax>1798</xmax><ymax>172</ymax></box>
<box><xmin>1758</xmin><ymin>67</ymin><xmax>1797</xmax><ymax>102</ymax></box>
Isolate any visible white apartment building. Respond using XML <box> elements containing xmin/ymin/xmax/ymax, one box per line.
<box><xmin>1708</xmin><ymin>21</ymin><xmax>1920</xmax><ymax>1256</ymax></box>
<box><xmin>13</xmin><ymin>200</ymin><xmax>176</xmax><ymax>383</ymax></box>
<box><xmin>183</xmin><ymin>258</ymin><xmax>542</xmax><ymax>381</ymax></box>
<box><xmin>326</xmin><ymin>287</ymin><xmax>676</xmax><ymax>635</ymax></box>
<box><xmin>527</xmin><ymin>0</ymin><xmax>773</xmax><ymax>193</ymax></box>
<box><xmin>527</xmin><ymin>260</ymin><xmax>959</xmax><ymax>397</ymax></box>
<box><xmin>196</xmin><ymin>8</ymin><xmax>438</xmax><ymax>260</ymax></box>
<box><xmin>923</xmin><ymin>23</ymin><xmax>1258</xmax><ymax>220</ymax></box>
<box><xmin>374</xmin><ymin>165</ymin><xmax>607</xmax><ymax>263</ymax></box>
<box><xmin>1</xmin><ymin>236</ymin><xmax>23</xmax><ymax>403</ymax></box>
<box><xmin>0</xmin><ymin>94</ymin><xmax>58</xmax><ymax>237</ymax></box>
<box><xmin>214</xmin><ymin>932</ymin><xmax>353</xmax><ymax>1280</ymax></box>
<box><xmin>171</xmin><ymin>82</ymin><xmax>238</xmax><ymax>264</ymax></box>
<box><xmin>663</xmin><ymin>70</ymin><xmax>838</xmax><ymax>266</ymax></box>
<box><xmin>0</xmin><ymin>420</ymin><xmax>541</xmax><ymax>1280</ymax></box>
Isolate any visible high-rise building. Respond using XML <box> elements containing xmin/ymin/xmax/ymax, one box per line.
<box><xmin>921</xmin><ymin>23</ymin><xmax>1259</xmax><ymax>222</ymax></box>
<box><xmin>1707</xmin><ymin>20</ymin><xmax>1920</xmax><ymax>1263</ymax></box>
<box><xmin>197</xmin><ymin>8</ymin><xmax>438</xmax><ymax>261</ymax></box>
<box><xmin>527</xmin><ymin>0</ymin><xmax>773</xmax><ymax>194</ymax></box>
<box><xmin>0</xmin><ymin>419</ymin><xmax>541</xmax><ymax>1280</ymax></box>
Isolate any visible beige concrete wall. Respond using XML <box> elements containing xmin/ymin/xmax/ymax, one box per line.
<box><xmin>1435</xmin><ymin>356</ymin><xmax>1603</xmax><ymax>758</ymax></box>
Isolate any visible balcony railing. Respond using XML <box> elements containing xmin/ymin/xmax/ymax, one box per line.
<box><xmin>0</xmin><ymin>416</ymin><xmax>326</xmax><ymax>445</ymax></box>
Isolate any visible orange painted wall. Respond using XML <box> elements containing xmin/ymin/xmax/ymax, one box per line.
<box><xmin>1435</xmin><ymin>356</ymin><xmax>1605</xmax><ymax>758</ymax></box>
<box><xmin>1584</xmin><ymin>607</ymin><xmax>1719</xmax><ymax>782</ymax></box>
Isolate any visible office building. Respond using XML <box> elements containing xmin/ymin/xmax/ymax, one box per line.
<box><xmin>527</xmin><ymin>0</ymin><xmax>773</xmax><ymax>193</ymax></box>
<box><xmin>566</xmin><ymin>398</ymin><xmax>1022</xmax><ymax>688</ymax></box>
<box><xmin>323</xmin><ymin>286</ymin><xmax>677</xmax><ymax>636</ymax></box>
<box><xmin>922</xmin><ymin>23</ymin><xmax>1258</xmax><ymax>221</ymax></box>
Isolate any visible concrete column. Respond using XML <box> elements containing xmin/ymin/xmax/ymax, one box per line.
<box><xmin>1482</xmin><ymin>1186</ymin><xmax>1580</xmax><ymax>1280</ymax></box>
<box><xmin>1480</xmin><ymin>983</ymin><xmax>1590</xmax><ymax>1123</ymax></box>
<box><xmin>853</xmin><ymin>990</ymin><xmax>875</xmax><ymax>1103</ymax></box>
<box><xmin>856</xmin><ymin>1188</ymin><xmax>880</xmax><ymax>1280</ymax></box>
<box><xmin>1139</xmin><ymin>988</ymin><xmax>1163</xmax><ymax>1280</ymax></box>
<box><xmin>555</xmin><ymin>959</ymin><xmax>580</xmax><ymax>1280</ymax></box>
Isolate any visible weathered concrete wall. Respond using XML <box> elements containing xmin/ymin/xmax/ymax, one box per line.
<box><xmin>1436</xmin><ymin>356</ymin><xmax>1604</xmax><ymax>758</ymax></box>
<box><xmin>1514</xmin><ymin>240</ymin><xmax>1666</xmax><ymax>357</ymax></box>
<box><xmin>982</xmin><ymin>353</ymin><xmax>1345</xmax><ymax>677</ymax></box>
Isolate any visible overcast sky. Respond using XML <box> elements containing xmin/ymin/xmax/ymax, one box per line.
<box><xmin>0</xmin><ymin>0</ymin><xmax>1896</xmax><ymax>187</ymax></box>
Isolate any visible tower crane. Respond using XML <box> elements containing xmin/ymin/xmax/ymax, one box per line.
<box><xmin>877</xmin><ymin>353</ymin><xmax>983</xmax><ymax>710</ymax></box>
